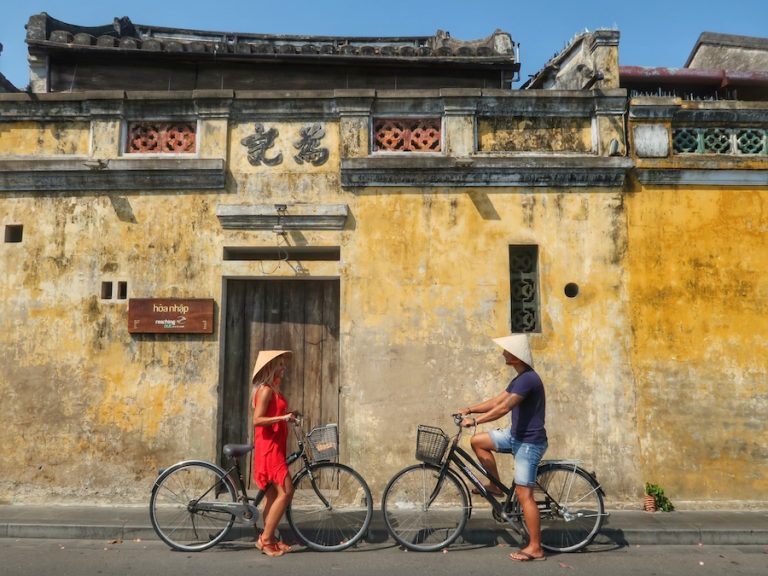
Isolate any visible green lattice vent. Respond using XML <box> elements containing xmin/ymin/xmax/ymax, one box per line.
<box><xmin>673</xmin><ymin>128</ymin><xmax>767</xmax><ymax>155</ymax></box>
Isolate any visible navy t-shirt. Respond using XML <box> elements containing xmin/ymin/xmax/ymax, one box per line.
<box><xmin>506</xmin><ymin>369</ymin><xmax>547</xmax><ymax>444</ymax></box>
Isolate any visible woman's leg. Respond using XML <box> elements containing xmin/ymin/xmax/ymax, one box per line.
<box><xmin>261</xmin><ymin>475</ymin><xmax>294</xmax><ymax>544</ymax></box>
<box><xmin>259</xmin><ymin>484</ymin><xmax>277</xmax><ymax>542</ymax></box>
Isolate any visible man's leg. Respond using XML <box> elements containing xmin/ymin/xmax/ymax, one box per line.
<box><xmin>469</xmin><ymin>432</ymin><xmax>503</xmax><ymax>493</ymax></box>
<box><xmin>509</xmin><ymin>484</ymin><xmax>545</xmax><ymax>560</ymax></box>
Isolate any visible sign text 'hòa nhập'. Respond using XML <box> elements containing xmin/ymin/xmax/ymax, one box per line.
<box><xmin>128</xmin><ymin>298</ymin><xmax>214</xmax><ymax>334</ymax></box>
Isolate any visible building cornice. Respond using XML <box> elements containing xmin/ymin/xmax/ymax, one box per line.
<box><xmin>0</xmin><ymin>158</ymin><xmax>225</xmax><ymax>192</ymax></box>
<box><xmin>341</xmin><ymin>155</ymin><xmax>632</xmax><ymax>188</ymax></box>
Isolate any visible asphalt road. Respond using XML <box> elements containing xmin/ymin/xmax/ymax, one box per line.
<box><xmin>1</xmin><ymin>538</ymin><xmax>766</xmax><ymax>576</ymax></box>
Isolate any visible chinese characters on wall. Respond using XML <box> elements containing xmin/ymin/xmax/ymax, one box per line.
<box><xmin>240</xmin><ymin>122</ymin><xmax>329</xmax><ymax>167</ymax></box>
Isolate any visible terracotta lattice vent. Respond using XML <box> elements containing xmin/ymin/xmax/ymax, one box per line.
<box><xmin>126</xmin><ymin>122</ymin><xmax>197</xmax><ymax>154</ymax></box>
<box><xmin>374</xmin><ymin>118</ymin><xmax>441</xmax><ymax>152</ymax></box>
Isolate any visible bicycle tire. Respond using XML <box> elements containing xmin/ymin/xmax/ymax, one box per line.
<box><xmin>381</xmin><ymin>463</ymin><xmax>469</xmax><ymax>552</ymax></box>
<box><xmin>287</xmin><ymin>462</ymin><xmax>373</xmax><ymax>551</ymax></box>
<box><xmin>512</xmin><ymin>463</ymin><xmax>605</xmax><ymax>553</ymax></box>
<box><xmin>149</xmin><ymin>460</ymin><xmax>237</xmax><ymax>552</ymax></box>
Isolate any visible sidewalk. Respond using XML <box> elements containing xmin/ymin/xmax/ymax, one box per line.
<box><xmin>1</xmin><ymin>505</ymin><xmax>766</xmax><ymax>546</ymax></box>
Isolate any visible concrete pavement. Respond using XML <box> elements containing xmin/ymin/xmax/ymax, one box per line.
<box><xmin>1</xmin><ymin>505</ymin><xmax>766</xmax><ymax>546</ymax></box>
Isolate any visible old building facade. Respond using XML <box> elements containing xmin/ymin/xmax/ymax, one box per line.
<box><xmin>0</xmin><ymin>15</ymin><xmax>766</xmax><ymax>507</ymax></box>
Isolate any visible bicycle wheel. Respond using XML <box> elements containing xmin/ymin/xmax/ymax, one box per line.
<box><xmin>512</xmin><ymin>463</ymin><xmax>605</xmax><ymax>553</ymax></box>
<box><xmin>149</xmin><ymin>460</ymin><xmax>237</xmax><ymax>552</ymax></box>
<box><xmin>381</xmin><ymin>463</ymin><xmax>469</xmax><ymax>552</ymax></box>
<box><xmin>287</xmin><ymin>462</ymin><xmax>373</xmax><ymax>551</ymax></box>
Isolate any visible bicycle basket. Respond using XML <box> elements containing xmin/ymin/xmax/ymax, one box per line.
<box><xmin>415</xmin><ymin>425</ymin><xmax>449</xmax><ymax>466</ymax></box>
<box><xmin>307</xmin><ymin>423</ymin><xmax>339</xmax><ymax>461</ymax></box>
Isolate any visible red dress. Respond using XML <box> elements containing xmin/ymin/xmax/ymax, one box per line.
<box><xmin>252</xmin><ymin>387</ymin><xmax>290</xmax><ymax>490</ymax></box>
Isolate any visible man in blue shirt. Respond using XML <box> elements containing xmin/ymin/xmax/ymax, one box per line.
<box><xmin>458</xmin><ymin>334</ymin><xmax>548</xmax><ymax>561</ymax></box>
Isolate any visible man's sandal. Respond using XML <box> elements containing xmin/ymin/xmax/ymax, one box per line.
<box><xmin>510</xmin><ymin>550</ymin><xmax>546</xmax><ymax>562</ymax></box>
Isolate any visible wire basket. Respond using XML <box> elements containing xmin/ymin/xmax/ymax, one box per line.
<box><xmin>415</xmin><ymin>425</ymin><xmax>449</xmax><ymax>466</ymax></box>
<box><xmin>307</xmin><ymin>423</ymin><xmax>339</xmax><ymax>461</ymax></box>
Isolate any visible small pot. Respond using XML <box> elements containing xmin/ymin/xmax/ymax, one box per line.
<box><xmin>643</xmin><ymin>495</ymin><xmax>657</xmax><ymax>512</ymax></box>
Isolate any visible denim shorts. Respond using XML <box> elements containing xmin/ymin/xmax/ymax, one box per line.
<box><xmin>488</xmin><ymin>428</ymin><xmax>548</xmax><ymax>487</ymax></box>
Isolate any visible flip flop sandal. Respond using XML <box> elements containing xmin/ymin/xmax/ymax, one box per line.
<box><xmin>510</xmin><ymin>550</ymin><xmax>546</xmax><ymax>562</ymax></box>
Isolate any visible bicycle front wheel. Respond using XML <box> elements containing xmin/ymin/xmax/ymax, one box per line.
<box><xmin>287</xmin><ymin>462</ymin><xmax>373</xmax><ymax>551</ymax></box>
<box><xmin>381</xmin><ymin>463</ymin><xmax>469</xmax><ymax>552</ymax></box>
<box><xmin>514</xmin><ymin>463</ymin><xmax>605</xmax><ymax>553</ymax></box>
<box><xmin>149</xmin><ymin>460</ymin><xmax>237</xmax><ymax>552</ymax></box>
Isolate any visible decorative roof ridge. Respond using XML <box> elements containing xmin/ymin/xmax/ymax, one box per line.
<box><xmin>25</xmin><ymin>13</ymin><xmax>517</xmax><ymax>61</ymax></box>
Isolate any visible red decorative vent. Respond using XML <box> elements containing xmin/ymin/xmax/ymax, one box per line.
<box><xmin>374</xmin><ymin>118</ymin><xmax>441</xmax><ymax>152</ymax></box>
<box><xmin>127</xmin><ymin>122</ymin><xmax>197</xmax><ymax>154</ymax></box>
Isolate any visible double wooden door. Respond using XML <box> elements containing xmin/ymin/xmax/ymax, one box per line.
<box><xmin>220</xmin><ymin>279</ymin><xmax>340</xmax><ymax>480</ymax></box>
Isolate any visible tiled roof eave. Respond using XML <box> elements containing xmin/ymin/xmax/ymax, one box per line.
<box><xmin>27</xmin><ymin>40</ymin><xmax>518</xmax><ymax>68</ymax></box>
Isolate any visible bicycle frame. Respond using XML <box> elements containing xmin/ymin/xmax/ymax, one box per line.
<box><xmin>382</xmin><ymin>418</ymin><xmax>608</xmax><ymax>554</ymax></box>
<box><xmin>197</xmin><ymin>420</ymin><xmax>329</xmax><ymax>522</ymax></box>
<box><xmin>433</xmin><ymin>423</ymin><xmax>598</xmax><ymax>528</ymax></box>
<box><xmin>435</xmin><ymin>429</ymin><xmax>519</xmax><ymax>524</ymax></box>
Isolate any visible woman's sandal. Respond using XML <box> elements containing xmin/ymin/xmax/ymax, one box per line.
<box><xmin>256</xmin><ymin>536</ymin><xmax>285</xmax><ymax>557</ymax></box>
<box><xmin>275</xmin><ymin>540</ymin><xmax>293</xmax><ymax>553</ymax></box>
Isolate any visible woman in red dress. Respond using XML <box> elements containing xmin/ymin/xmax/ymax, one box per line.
<box><xmin>251</xmin><ymin>349</ymin><xmax>297</xmax><ymax>557</ymax></box>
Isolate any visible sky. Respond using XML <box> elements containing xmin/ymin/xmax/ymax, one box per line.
<box><xmin>1</xmin><ymin>0</ymin><xmax>766</xmax><ymax>89</ymax></box>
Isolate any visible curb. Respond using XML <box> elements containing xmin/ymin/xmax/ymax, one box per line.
<box><xmin>0</xmin><ymin>513</ymin><xmax>768</xmax><ymax>547</ymax></box>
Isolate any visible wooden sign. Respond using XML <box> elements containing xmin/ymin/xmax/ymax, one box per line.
<box><xmin>128</xmin><ymin>298</ymin><xmax>214</xmax><ymax>334</ymax></box>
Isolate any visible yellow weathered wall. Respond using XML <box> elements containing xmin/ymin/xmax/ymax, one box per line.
<box><xmin>2</xmin><ymin>91</ymin><xmax>765</xmax><ymax>509</ymax></box>
<box><xmin>626</xmin><ymin>184</ymin><xmax>768</xmax><ymax>504</ymax></box>
<box><xmin>0</xmin><ymin>189</ymin><xmax>224</xmax><ymax>501</ymax></box>
<box><xmin>342</xmin><ymin>189</ymin><xmax>640</xmax><ymax>499</ymax></box>
<box><xmin>0</xmin><ymin>122</ymin><xmax>90</xmax><ymax>156</ymax></box>
<box><xmin>478</xmin><ymin>117</ymin><xmax>592</xmax><ymax>152</ymax></box>
<box><xmin>0</xmin><ymin>111</ymin><xmax>227</xmax><ymax>500</ymax></box>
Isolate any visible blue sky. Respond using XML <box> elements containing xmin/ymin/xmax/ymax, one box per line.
<box><xmin>1</xmin><ymin>0</ymin><xmax>766</xmax><ymax>89</ymax></box>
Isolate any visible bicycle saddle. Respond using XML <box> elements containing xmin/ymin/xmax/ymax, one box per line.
<box><xmin>223</xmin><ymin>444</ymin><xmax>254</xmax><ymax>458</ymax></box>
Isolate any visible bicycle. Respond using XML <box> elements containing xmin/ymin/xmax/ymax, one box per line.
<box><xmin>381</xmin><ymin>414</ymin><xmax>606</xmax><ymax>553</ymax></box>
<box><xmin>149</xmin><ymin>418</ymin><xmax>373</xmax><ymax>552</ymax></box>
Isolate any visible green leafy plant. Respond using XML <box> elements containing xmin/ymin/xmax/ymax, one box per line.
<box><xmin>645</xmin><ymin>482</ymin><xmax>675</xmax><ymax>512</ymax></box>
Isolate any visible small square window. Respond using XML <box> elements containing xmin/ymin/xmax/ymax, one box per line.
<box><xmin>4</xmin><ymin>225</ymin><xmax>23</xmax><ymax>243</ymax></box>
<box><xmin>101</xmin><ymin>281</ymin><xmax>113</xmax><ymax>300</ymax></box>
<box><xmin>117</xmin><ymin>281</ymin><xmax>128</xmax><ymax>300</ymax></box>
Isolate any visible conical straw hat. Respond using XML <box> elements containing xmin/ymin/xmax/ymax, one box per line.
<box><xmin>492</xmin><ymin>334</ymin><xmax>533</xmax><ymax>368</ymax></box>
<box><xmin>251</xmin><ymin>350</ymin><xmax>292</xmax><ymax>383</ymax></box>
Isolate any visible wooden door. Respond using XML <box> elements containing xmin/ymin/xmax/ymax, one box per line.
<box><xmin>220</xmin><ymin>279</ymin><xmax>340</xmax><ymax>481</ymax></box>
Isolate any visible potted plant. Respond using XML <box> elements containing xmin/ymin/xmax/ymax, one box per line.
<box><xmin>644</xmin><ymin>482</ymin><xmax>675</xmax><ymax>512</ymax></box>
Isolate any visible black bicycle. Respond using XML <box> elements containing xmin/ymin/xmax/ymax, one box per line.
<box><xmin>381</xmin><ymin>414</ymin><xmax>606</xmax><ymax>553</ymax></box>
<box><xmin>149</xmin><ymin>419</ymin><xmax>373</xmax><ymax>552</ymax></box>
